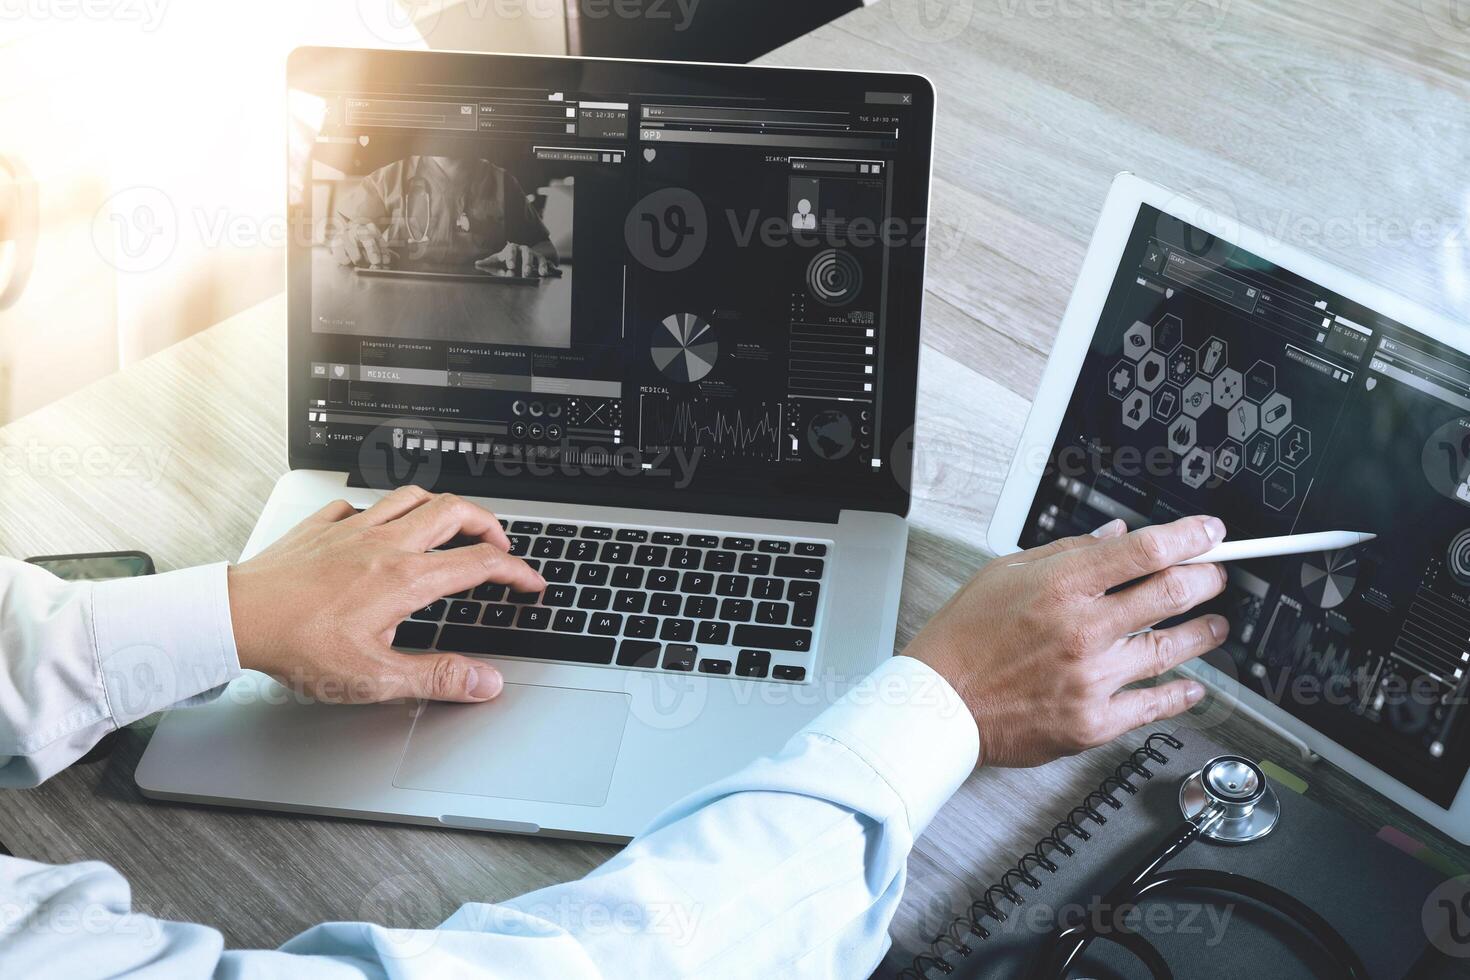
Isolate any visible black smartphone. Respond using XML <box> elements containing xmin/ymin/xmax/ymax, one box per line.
<box><xmin>25</xmin><ymin>550</ymin><xmax>155</xmax><ymax>581</ymax></box>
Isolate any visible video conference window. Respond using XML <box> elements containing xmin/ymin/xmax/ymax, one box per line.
<box><xmin>1021</xmin><ymin>204</ymin><xmax>1470</xmax><ymax>806</ymax></box>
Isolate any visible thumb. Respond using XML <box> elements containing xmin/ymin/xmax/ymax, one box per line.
<box><xmin>390</xmin><ymin>652</ymin><xmax>504</xmax><ymax>703</ymax></box>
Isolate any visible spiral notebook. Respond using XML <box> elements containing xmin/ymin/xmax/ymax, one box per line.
<box><xmin>897</xmin><ymin>728</ymin><xmax>1454</xmax><ymax>979</ymax></box>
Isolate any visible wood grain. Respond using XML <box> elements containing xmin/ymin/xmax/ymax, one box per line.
<box><xmin>0</xmin><ymin>0</ymin><xmax>1467</xmax><ymax>969</ymax></box>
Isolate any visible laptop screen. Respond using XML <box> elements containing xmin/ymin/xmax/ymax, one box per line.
<box><xmin>286</xmin><ymin>49</ymin><xmax>932</xmax><ymax>516</ymax></box>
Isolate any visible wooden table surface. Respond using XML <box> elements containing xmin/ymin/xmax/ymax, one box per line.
<box><xmin>1</xmin><ymin>0</ymin><xmax>1467</xmax><ymax>973</ymax></box>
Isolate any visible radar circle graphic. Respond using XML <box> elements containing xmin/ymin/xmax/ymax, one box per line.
<box><xmin>1448</xmin><ymin>529</ymin><xmax>1470</xmax><ymax>587</ymax></box>
<box><xmin>806</xmin><ymin>248</ymin><xmax>862</xmax><ymax>307</ymax></box>
<box><xmin>650</xmin><ymin>313</ymin><xmax>718</xmax><ymax>383</ymax></box>
<box><xmin>1299</xmin><ymin>549</ymin><xmax>1358</xmax><ymax>609</ymax></box>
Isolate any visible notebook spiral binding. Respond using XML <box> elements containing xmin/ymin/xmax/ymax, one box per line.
<box><xmin>896</xmin><ymin>731</ymin><xmax>1185</xmax><ymax>979</ymax></box>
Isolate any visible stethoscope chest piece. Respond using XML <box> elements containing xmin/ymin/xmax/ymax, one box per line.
<box><xmin>1179</xmin><ymin>755</ymin><xmax>1280</xmax><ymax>844</ymax></box>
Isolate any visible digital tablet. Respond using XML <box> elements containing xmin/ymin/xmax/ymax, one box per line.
<box><xmin>989</xmin><ymin>173</ymin><xmax>1470</xmax><ymax>843</ymax></box>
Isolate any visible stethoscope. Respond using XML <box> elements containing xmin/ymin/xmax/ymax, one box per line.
<box><xmin>1031</xmin><ymin>755</ymin><xmax>1369</xmax><ymax>979</ymax></box>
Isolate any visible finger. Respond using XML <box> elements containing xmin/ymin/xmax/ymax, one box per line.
<box><xmin>1062</xmin><ymin>516</ymin><xmax>1225</xmax><ymax>595</ymax></box>
<box><xmin>384</xmin><ymin>494</ymin><xmax>513</xmax><ymax>553</ymax></box>
<box><xmin>361</xmin><ymin>231</ymin><xmax>384</xmax><ymax>268</ymax></box>
<box><xmin>1015</xmin><ymin>518</ymin><xmax>1126</xmax><ymax>564</ymax></box>
<box><xmin>536</xmin><ymin>255</ymin><xmax>549</xmax><ymax>277</ymax></box>
<box><xmin>1103</xmin><ymin>560</ymin><xmax>1228</xmax><ymax>634</ymax></box>
<box><xmin>1106</xmin><ymin>678</ymin><xmax>1206</xmax><ymax>741</ymax></box>
<box><xmin>346</xmin><ymin>484</ymin><xmax>438</xmax><ymax>529</ymax></box>
<box><xmin>1115</xmin><ymin>613</ymin><xmax>1228</xmax><ymax>686</ymax></box>
<box><xmin>379</xmin><ymin>651</ymin><xmax>504</xmax><ymax>703</ymax></box>
<box><xmin>344</xmin><ymin>230</ymin><xmax>363</xmax><ymax>266</ymax></box>
<box><xmin>413</xmin><ymin>542</ymin><xmax>546</xmax><ymax>598</ymax></box>
<box><xmin>330</xmin><ymin>238</ymin><xmax>352</xmax><ymax>265</ymax></box>
<box><xmin>308</xmin><ymin>499</ymin><xmax>357</xmax><ymax>524</ymax></box>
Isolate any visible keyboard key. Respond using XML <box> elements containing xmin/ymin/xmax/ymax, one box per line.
<box><xmin>652</xmin><ymin>531</ymin><xmax>684</xmax><ymax>545</ymax></box>
<box><xmin>733</xmin><ymin>625</ymin><xmax>812</xmax><ymax>651</ymax></box>
<box><xmin>698</xmin><ymin>658</ymin><xmax>732</xmax><ymax>675</ymax></box>
<box><xmin>795</xmin><ymin>542</ymin><xmax>827</xmax><ymax>557</ymax></box>
<box><xmin>532</xmin><ymin>538</ymin><xmax>564</xmax><ymax>559</ymax></box>
<box><xmin>660</xmin><ymin>618</ymin><xmax>694</xmax><ymax>641</ymax></box>
<box><xmin>624</xmin><ymin>615</ymin><xmax>658</xmax><ymax>638</ymax></box>
<box><xmin>703</xmin><ymin>550</ymin><xmax>736</xmax><ymax>572</ymax></box>
<box><xmin>577</xmin><ymin>587</ymin><xmax>612</xmax><ymax>610</ymax></box>
<box><xmin>392</xmin><ymin>621</ymin><xmax>437</xmax><ymax>649</ymax></box>
<box><xmin>716</xmin><ymin>574</ymin><xmax>749</xmax><ymax>597</ymax></box>
<box><xmin>696</xmin><ymin>621</ymin><xmax>731</xmax><ymax>645</ymax></box>
<box><xmin>516</xmin><ymin>606</ymin><xmax>551</xmax><ymax>630</ymax></box>
<box><xmin>787</xmin><ymin>580</ymin><xmax>821</xmax><ymax>602</ymax></box>
<box><xmin>736</xmin><ymin>649</ymin><xmax>771</xmax><ymax>678</ymax></box>
<box><xmin>509</xmin><ymin>590</ymin><xmax>540</xmax><ymax>605</ymax></box>
<box><xmin>447</xmin><ymin>601</ymin><xmax>482</xmax><ymax>623</ymax></box>
<box><xmin>681</xmin><ymin>572</ymin><xmax>713</xmax><ymax>594</ymax></box>
<box><xmin>613</xmin><ymin>590</ymin><xmax>647</xmax><ymax>613</ymax></box>
<box><xmin>722</xmin><ymin>536</ymin><xmax>755</xmax><ymax>551</ymax></box>
<box><xmin>611</xmin><ymin>566</ymin><xmax>645</xmax><ymax>588</ymax></box>
<box><xmin>669</xmin><ymin>548</ymin><xmax>700</xmax><ymax>570</ymax></box>
<box><xmin>552</xmin><ymin>610</ymin><xmax>587</xmax><ymax>632</ymax></box>
<box><xmin>758</xmin><ymin>540</ymin><xmax>791</xmax><ymax>554</ymax></box>
<box><xmin>449</xmin><ymin>590</ymin><xmax>471</xmax><ymax>600</ymax></box>
<box><xmin>662</xmin><ymin>644</ymin><xmax>697</xmax><ymax>671</ymax></box>
<box><xmin>687</xmin><ymin>534</ymin><xmax>719</xmax><ymax>548</ymax></box>
<box><xmin>600</xmin><ymin>542</ymin><xmax>633</xmax><ymax>564</ymax></box>
<box><xmin>507</xmin><ymin>535</ymin><xmax>531</xmax><ymax>556</ymax></box>
<box><xmin>567</xmin><ymin>540</ymin><xmax>599</xmax><ymax>561</ymax></box>
<box><xmin>543</xmin><ymin>584</ymin><xmax>577</xmax><ymax>607</ymax></box>
<box><xmin>588</xmin><ymin>612</ymin><xmax>623</xmax><ymax>636</ymax></box>
<box><xmin>684</xmin><ymin>595</ymin><xmax>717</xmax><ymax>619</ymax></box>
<box><xmin>481</xmin><ymin>603</ymin><xmax>516</xmax><ymax>626</ymax></box>
<box><xmin>647</xmin><ymin>569</ymin><xmax>679</xmax><ymax>591</ymax></box>
<box><xmin>510</xmin><ymin>520</ymin><xmax>543</xmax><ymax>534</ymax></box>
<box><xmin>649</xmin><ymin>593</ymin><xmax>682</xmax><ymax>616</ymax></box>
<box><xmin>617</xmin><ymin>639</ymin><xmax>661</xmax><ymax>668</ymax></box>
<box><xmin>756</xmin><ymin>601</ymin><xmax>789</xmax><ymax>625</ymax></box>
<box><xmin>773</xmin><ymin>665</ymin><xmax>806</xmax><ymax>682</ymax></box>
<box><xmin>546</xmin><ymin>523</ymin><xmax>579</xmax><ymax>537</ymax></box>
<box><xmin>439</xmin><ymin>625</ymin><xmax>615</xmax><ymax>664</ymax></box>
<box><xmin>752</xmin><ymin>577</ymin><xmax>783</xmax><ymax>600</ymax></box>
<box><xmin>412</xmin><ymin>599</ymin><xmax>447</xmax><ymax>621</ymax></box>
<box><xmin>542</xmin><ymin>561</ymin><xmax>575</xmax><ymax>584</ymax></box>
<box><xmin>738</xmin><ymin>553</ymin><xmax>771</xmax><ymax>576</ymax></box>
<box><xmin>719</xmin><ymin>598</ymin><xmax>753</xmax><ymax>622</ymax></box>
<box><xmin>523</xmin><ymin>559</ymin><xmax>541</xmax><ymax>573</ymax></box>
<box><xmin>581</xmin><ymin>525</ymin><xmax>613</xmax><ymax>539</ymax></box>
<box><xmin>576</xmin><ymin>564</ymin><xmax>611</xmax><ymax>586</ymax></box>
<box><xmin>616</xmin><ymin>528</ymin><xmax>649</xmax><ymax>542</ymax></box>
<box><xmin>473</xmin><ymin>582</ymin><xmax>508</xmax><ymax>601</ymax></box>
<box><xmin>635</xmin><ymin>545</ymin><xmax>668</xmax><ymax>567</ymax></box>
<box><xmin>774</xmin><ymin>556</ymin><xmax>825</xmax><ymax>579</ymax></box>
<box><xmin>789</xmin><ymin>581</ymin><xmax>820</xmax><ymax>627</ymax></box>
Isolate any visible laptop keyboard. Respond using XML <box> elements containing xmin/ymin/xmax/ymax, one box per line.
<box><xmin>392</xmin><ymin>518</ymin><xmax>829</xmax><ymax>683</ymax></box>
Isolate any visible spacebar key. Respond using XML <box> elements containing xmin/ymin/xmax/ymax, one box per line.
<box><xmin>438</xmin><ymin>625</ymin><xmax>616</xmax><ymax>664</ymax></box>
<box><xmin>732</xmin><ymin>625</ymin><xmax>813</xmax><ymax>651</ymax></box>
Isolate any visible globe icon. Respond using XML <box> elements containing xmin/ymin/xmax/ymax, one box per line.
<box><xmin>807</xmin><ymin>409</ymin><xmax>855</xmax><ymax>460</ymax></box>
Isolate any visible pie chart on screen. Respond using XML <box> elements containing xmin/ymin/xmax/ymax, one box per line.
<box><xmin>1300</xmin><ymin>549</ymin><xmax>1357</xmax><ymax>609</ymax></box>
<box><xmin>651</xmin><ymin>313</ymin><xmax>718</xmax><ymax>383</ymax></box>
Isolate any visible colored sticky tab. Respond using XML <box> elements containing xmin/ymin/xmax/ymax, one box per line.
<box><xmin>1378</xmin><ymin>825</ymin><xmax>1468</xmax><ymax>877</ymax></box>
<box><xmin>1260</xmin><ymin>759</ymin><xmax>1308</xmax><ymax>795</ymax></box>
<box><xmin>1377</xmin><ymin>825</ymin><xmax>1426</xmax><ymax>858</ymax></box>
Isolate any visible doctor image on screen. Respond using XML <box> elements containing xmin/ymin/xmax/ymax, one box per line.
<box><xmin>330</xmin><ymin>155</ymin><xmax>560</xmax><ymax>278</ymax></box>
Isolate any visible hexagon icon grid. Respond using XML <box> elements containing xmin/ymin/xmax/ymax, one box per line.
<box><xmin>1245</xmin><ymin>359</ymin><xmax>1277</xmax><ymax>403</ymax></box>
<box><xmin>1262</xmin><ymin>465</ymin><xmax>1297</xmax><ymax>511</ymax></box>
<box><xmin>1245</xmin><ymin>431</ymin><xmax>1277</xmax><ymax>474</ymax></box>
<box><xmin>1215</xmin><ymin>440</ymin><xmax>1245</xmax><ymax>481</ymax></box>
<box><xmin>1122</xmin><ymin>320</ymin><xmax>1152</xmax><ymax>361</ymax></box>
<box><xmin>1154</xmin><ymin>384</ymin><xmax>1182</xmax><ymax>424</ymax></box>
<box><xmin>1260</xmin><ymin>392</ymin><xmax>1293</xmax><ymax>435</ymax></box>
<box><xmin>1226</xmin><ymin>400</ymin><xmax>1259</xmax><ymax>441</ymax></box>
<box><xmin>1180</xmin><ymin>447</ymin><xmax>1213</xmax><ymax>489</ymax></box>
<box><xmin>1182</xmin><ymin>377</ymin><xmax>1212</xmax><ymax>418</ymax></box>
<box><xmin>1153</xmin><ymin>314</ymin><xmax>1183</xmax><ymax>354</ymax></box>
<box><xmin>1121</xmin><ymin>390</ymin><xmax>1151</xmax><ymax>430</ymax></box>
<box><xmin>1168</xmin><ymin>346</ymin><xmax>1196</xmax><ymax>385</ymax></box>
<box><xmin>1279</xmin><ymin>424</ymin><xmax>1311</xmax><ymax>468</ymax></box>
<box><xmin>1108</xmin><ymin>360</ymin><xmax>1135</xmax><ymax>400</ymax></box>
<box><xmin>1197</xmin><ymin>337</ymin><xmax>1228</xmax><ymax>379</ymax></box>
<box><xmin>1136</xmin><ymin>351</ymin><xmax>1167</xmax><ymax>392</ymax></box>
<box><xmin>1212</xmin><ymin>367</ymin><xmax>1244</xmax><ymax>410</ymax></box>
<box><xmin>1167</xmin><ymin>416</ymin><xmax>1198</xmax><ymax>455</ymax></box>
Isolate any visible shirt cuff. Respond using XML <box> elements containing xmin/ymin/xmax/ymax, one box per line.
<box><xmin>89</xmin><ymin>563</ymin><xmax>242</xmax><ymax>727</ymax></box>
<box><xmin>803</xmin><ymin>655</ymin><xmax>979</xmax><ymax>836</ymax></box>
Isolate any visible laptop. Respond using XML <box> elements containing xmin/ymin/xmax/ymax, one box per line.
<box><xmin>135</xmin><ymin>49</ymin><xmax>935</xmax><ymax>840</ymax></box>
<box><xmin>990</xmin><ymin>173</ymin><xmax>1470</xmax><ymax>844</ymax></box>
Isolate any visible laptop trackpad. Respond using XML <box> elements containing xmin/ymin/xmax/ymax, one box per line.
<box><xmin>393</xmin><ymin>684</ymin><xmax>629</xmax><ymax>807</ymax></box>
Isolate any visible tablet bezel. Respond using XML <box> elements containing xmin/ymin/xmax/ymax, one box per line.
<box><xmin>987</xmin><ymin>172</ymin><xmax>1470</xmax><ymax>843</ymax></box>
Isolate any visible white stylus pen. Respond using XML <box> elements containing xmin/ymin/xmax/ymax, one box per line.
<box><xmin>1177</xmin><ymin>530</ymin><xmax>1376</xmax><ymax>565</ymax></box>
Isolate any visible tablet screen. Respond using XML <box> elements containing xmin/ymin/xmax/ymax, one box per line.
<box><xmin>1020</xmin><ymin>203</ymin><xmax>1470</xmax><ymax>806</ymax></box>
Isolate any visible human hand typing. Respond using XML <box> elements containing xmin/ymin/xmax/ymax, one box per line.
<box><xmin>906</xmin><ymin>516</ymin><xmax>1229</xmax><ymax>767</ymax></box>
<box><xmin>227</xmin><ymin>486</ymin><xmax>545</xmax><ymax>704</ymax></box>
